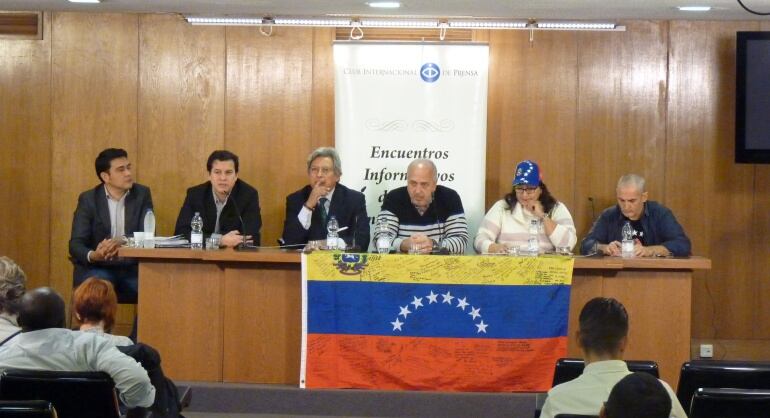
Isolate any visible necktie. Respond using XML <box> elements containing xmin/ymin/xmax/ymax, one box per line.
<box><xmin>319</xmin><ymin>197</ymin><xmax>329</xmax><ymax>226</ymax></box>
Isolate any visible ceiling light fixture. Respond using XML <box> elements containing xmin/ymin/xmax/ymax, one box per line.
<box><xmin>677</xmin><ymin>6</ymin><xmax>712</xmax><ymax>11</ymax></box>
<box><xmin>367</xmin><ymin>2</ymin><xmax>401</xmax><ymax>8</ymax></box>
<box><xmin>185</xmin><ymin>15</ymin><xmax>624</xmax><ymax>32</ymax></box>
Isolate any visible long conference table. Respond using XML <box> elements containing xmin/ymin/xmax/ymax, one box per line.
<box><xmin>119</xmin><ymin>247</ymin><xmax>710</xmax><ymax>388</ymax></box>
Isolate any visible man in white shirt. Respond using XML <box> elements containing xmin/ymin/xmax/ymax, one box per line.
<box><xmin>0</xmin><ymin>287</ymin><xmax>155</xmax><ymax>409</ymax></box>
<box><xmin>540</xmin><ymin>297</ymin><xmax>687</xmax><ymax>418</ymax></box>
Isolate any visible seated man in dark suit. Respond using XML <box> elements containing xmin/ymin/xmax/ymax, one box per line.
<box><xmin>69</xmin><ymin>148</ymin><xmax>154</xmax><ymax>302</ymax></box>
<box><xmin>174</xmin><ymin>150</ymin><xmax>262</xmax><ymax>247</ymax></box>
<box><xmin>281</xmin><ymin>147</ymin><xmax>369</xmax><ymax>250</ymax></box>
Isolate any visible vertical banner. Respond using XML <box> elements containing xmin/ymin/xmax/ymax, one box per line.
<box><xmin>300</xmin><ymin>253</ymin><xmax>573</xmax><ymax>392</ymax></box>
<box><xmin>334</xmin><ymin>43</ymin><xmax>489</xmax><ymax>252</ymax></box>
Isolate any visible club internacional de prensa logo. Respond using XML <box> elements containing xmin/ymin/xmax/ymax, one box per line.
<box><xmin>333</xmin><ymin>253</ymin><xmax>369</xmax><ymax>275</ymax></box>
<box><xmin>420</xmin><ymin>62</ymin><xmax>441</xmax><ymax>83</ymax></box>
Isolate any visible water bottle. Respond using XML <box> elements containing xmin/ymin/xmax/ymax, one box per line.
<box><xmin>621</xmin><ymin>221</ymin><xmax>634</xmax><ymax>258</ymax></box>
<box><xmin>527</xmin><ymin>218</ymin><xmax>539</xmax><ymax>256</ymax></box>
<box><xmin>326</xmin><ymin>216</ymin><xmax>339</xmax><ymax>250</ymax></box>
<box><xmin>190</xmin><ymin>212</ymin><xmax>203</xmax><ymax>250</ymax></box>
<box><xmin>375</xmin><ymin>219</ymin><xmax>394</xmax><ymax>254</ymax></box>
<box><xmin>143</xmin><ymin>209</ymin><xmax>156</xmax><ymax>248</ymax></box>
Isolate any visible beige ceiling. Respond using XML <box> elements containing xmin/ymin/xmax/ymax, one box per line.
<box><xmin>0</xmin><ymin>0</ymin><xmax>769</xmax><ymax>21</ymax></box>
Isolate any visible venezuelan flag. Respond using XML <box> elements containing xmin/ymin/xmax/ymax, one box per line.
<box><xmin>300</xmin><ymin>252</ymin><xmax>573</xmax><ymax>392</ymax></box>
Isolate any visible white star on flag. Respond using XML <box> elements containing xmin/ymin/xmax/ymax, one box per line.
<box><xmin>476</xmin><ymin>320</ymin><xmax>488</xmax><ymax>334</ymax></box>
<box><xmin>426</xmin><ymin>291</ymin><xmax>439</xmax><ymax>304</ymax></box>
<box><xmin>456</xmin><ymin>297</ymin><xmax>469</xmax><ymax>310</ymax></box>
<box><xmin>399</xmin><ymin>305</ymin><xmax>412</xmax><ymax>318</ymax></box>
<box><xmin>391</xmin><ymin>318</ymin><xmax>403</xmax><ymax>331</ymax></box>
<box><xmin>469</xmin><ymin>306</ymin><xmax>481</xmax><ymax>320</ymax></box>
<box><xmin>442</xmin><ymin>291</ymin><xmax>454</xmax><ymax>304</ymax></box>
<box><xmin>411</xmin><ymin>296</ymin><xmax>424</xmax><ymax>309</ymax></box>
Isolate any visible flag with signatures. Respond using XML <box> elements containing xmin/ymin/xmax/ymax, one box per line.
<box><xmin>300</xmin><ymin>252</ymin><xmax>573</xmax><ymax>392</ymax></box>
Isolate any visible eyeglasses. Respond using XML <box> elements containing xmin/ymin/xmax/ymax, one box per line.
<box><xmin>514</xmin><ymin>186</ymin><xmax>539</xmax><ymax>193</ymax></box>
<box><xmin>310</xmin><ymin>167</ymin><xmax>333</xmax><ymax>175</ymax></box>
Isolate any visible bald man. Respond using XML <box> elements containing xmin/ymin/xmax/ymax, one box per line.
<box><xmin>373</xmin><ymin>159</ymin><xmax>468</xmax><ymax>254</ymax></box>
<box><xmin>0</xmin><ymin>287</ymin><xmax>155</xmax><ymax>409</ymax></box>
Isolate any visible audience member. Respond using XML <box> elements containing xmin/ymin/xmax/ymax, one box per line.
<box><xmin>0</xmin><ymin>287</ymin><xmax>155</xmax><ymax>409</ymax></box>
<box><xmin>0</xmin><ymin>256</ymin><xmax>25</xmax><ymax>344</ymax></box>
<box><xmin>601</xmin><ymin>372</ymin><xmax>672</xmax><ymax>418</ymax></box>
<box><xmin>73</xmin><ymin>277</ymin><xmax>133</xmax><ymax>346</ymax></box>
<box><xmin>540</xmin><ymin>297</ymin><xmax>686</xmax><ymax>418</ymax></box>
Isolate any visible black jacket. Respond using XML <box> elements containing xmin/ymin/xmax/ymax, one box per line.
<box><xmin>173</xmin><ymin>179</ymin><xmax>262</xmax><ymax>245</ymax></box>
<box><xmin>281</xmin><ymin>183</ymin><xmax>370</xmax><ymax>250</ymax></box>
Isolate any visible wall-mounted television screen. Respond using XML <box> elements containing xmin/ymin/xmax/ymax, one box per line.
<box><xmin>736</xmin><ymin>31</ymin><xmax>770</xmax><ymax>163</ymax></box>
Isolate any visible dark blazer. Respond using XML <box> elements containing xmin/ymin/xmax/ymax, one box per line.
<box><xmin>173</xmin><ymin>179</ymin><xmax>262</xmax><ymax>245</ymax></box>
<box><xmin>580</xmin><ymin>200</ymin><xmax>691</xmax><ymax>256</ymax></box>
<box><xmin>281</xmin><ymin>183</ymin><xmax>370</xmax><ymax>251</ymax></box>
<box><xmin>69</xmin><ymin>183</ymin><xmax>154</xmax><ymax>268</ymax></box>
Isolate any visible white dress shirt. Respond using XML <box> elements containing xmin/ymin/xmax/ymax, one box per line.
<box><xmin>0</xmin><ymin>328</ymin><xmax>155</xmax><ymax>408</ymax></box>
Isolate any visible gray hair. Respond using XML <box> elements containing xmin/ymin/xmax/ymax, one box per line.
<box><xmin>407</xmin><ymin>159</ymin><xmax>438</xmax><ymax>182</ymax></box>
<box><xmin>0</xmin><ymin>256</ymin><xmax>26</xmax><ymax>315</ymax></box>
<box><xmin>307</xmin><ymin>147</ymin><xmax>342</xmax><ymax>177</ymax></box>
<box><xmin>617</xmin><ymin>174</ymin><xmax>646</xmax><ymax>193</ymax></box>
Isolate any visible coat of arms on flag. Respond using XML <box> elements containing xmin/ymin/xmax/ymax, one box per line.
<box><xmin>300</xmin><ymin>252</ymin><xmax>573</xmax><ymax>392</ymax></box>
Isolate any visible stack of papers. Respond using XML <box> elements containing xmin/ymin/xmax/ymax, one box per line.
<box><xmin>153</xmin><ymin>235</ymin><xmax>190</xmax><ymax>248</ymax></box>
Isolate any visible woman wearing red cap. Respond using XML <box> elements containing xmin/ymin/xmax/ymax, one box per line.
<box><xmin>474</xmin><ymin>160</ymin><xmax>577</xmax><ymax>254</ymax></box>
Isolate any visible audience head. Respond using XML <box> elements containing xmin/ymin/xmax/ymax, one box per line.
<box><xmin>17</xmin><ymin>287</ymin><xmax>66</xmax><ymax>332</ymax></box>
<box><xmin>601</xmin><ymin>372</ymin><xmax>671</xmax><ymax>418</ymax></box>
<box><xmin>307</xmin><ymin>147</ymin><xmax>342</xmax><ymax>189</ymax></box>
<box><xmin>578</xmin><ymin>297</ymin><xmax>629</xmax><ymax>359</ymax></box>
<box><xmin>505</xmin><ymin>160</ymin><xmax>557</xmax><ymax>214</ymax></box>
<box><xmin>616</xmin><ymin>174</ymin><xmax>648</xmax><ymax>221</ymax></box>
<box><xmin>207</xmin><ymin>150</ymin><xmax>239</xmax><ymax>197</ymax></box>
<box><xmin>73</xmin><ymin>277</ymin><xmax>119</xmax><ymax>332</ymax></box>
<box><xmin>0</xmin><ymin>256</ymin><xmax>26</xmax><ymax>316</ymax></box>
<box><xmin>95</xmin><ymin>148</ymin><xmax>133</xmax><ymax>191</ymax></box>
<box><xmin>406</xmin><ymin>159</ymin><xmax>438</xmax><ymax>212</ymax></box>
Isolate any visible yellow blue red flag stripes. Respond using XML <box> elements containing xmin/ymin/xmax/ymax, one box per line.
<box><xmin>300</xmin><ymin>252</ymin><xmax>573</xmax><ymax>392</ymax></box>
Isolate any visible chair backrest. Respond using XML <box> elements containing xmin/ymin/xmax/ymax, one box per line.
<box><xmin>0</xmin><ymin>369</ymin><xmax>119</xmax><ymax>418</ymax></box>
<box><xmin>689</xmin><ymin>387</ymin><xmax>770</xmax><ymax>418</ymax></box>
<box><xmin>0</xmin><ymin>400</ymin><xmax>56</xmax><ymax>418</ymax></box>
<box><xmin>552</xmin><ymin>358</ymin><xmax>660</xmax><ymax>387</ymax></box>
<box><xmin>554</xmin><ymin>415</ymin><xmax>599</xmax><ymax>418</ymax></box>
<box><xmin>677</xmin><ymin>360</ymin><xmax>770</xmax><ymax>413</ymax></box>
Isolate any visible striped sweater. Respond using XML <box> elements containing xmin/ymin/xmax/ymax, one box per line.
<box><xmin>374</xmin><ymin>185</ymin><xmax>468</xmax><ymax>254</ymax></box>
<box><xmin>473</xmin><ymin>199</ymin><xmax>577</xmax><ymax>254</ymax></box>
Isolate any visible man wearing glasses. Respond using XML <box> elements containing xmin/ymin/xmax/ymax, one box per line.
<box><xmin>281</xmin><ymin>147</ymin><xmax>370</xmax><ymax>250</ymax></box>
<box><xmin>580</xmin><ymin>174</ymin><xmax>691</xmax><ymax>257</ymax></box>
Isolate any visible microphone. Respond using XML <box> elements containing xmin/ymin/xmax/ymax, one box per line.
<box><xmin>431</xmin><ymin>196</ymin><xmax>450</xmax><ymax>255</ymax></box>
<box><xmin>588</xmin><ymin>197</ymin><xmax>596</xmax><ymax>222</ymax></box>
<box><xmin>226</xmin><ymin>188</ymin><xmax>257</xmax><ymax>251</ymax></box>
<box><xmin>344</xmin><ymin>215</ymin><xmax>361</xmax><ymax>253</ymax></box>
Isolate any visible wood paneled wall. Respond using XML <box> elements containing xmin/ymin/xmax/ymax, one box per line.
<box><xmin>1</xmin><ymin>12</ymin><xmax>769</xmax><ymax>358</ymax></box>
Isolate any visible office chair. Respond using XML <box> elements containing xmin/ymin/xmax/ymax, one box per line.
<box><xmin>554</xmin><ymin>415</ymin><xmax>599</xmax><ymax>418</ymax></box>
<box><xmin>689</xmin><ymin>387</ymin><xmax>770</xmax><ymax>418</ymax></box>
<box><xmin>677</xmin><ymin>360</ymin><xmax>770</xmax><ymax>414</ymax></box>
<box><xmin>0</xmin><ymin>400</ymin><xmax>56</xmax><ymax>418</ymax></box>
<box><xmin>0</xmin><ymin>369</ymin><xmax>119</xmax><ymax>418</ymax></box>
<box><xmin>552</xmin><ymin>358</ymin><xmax>659</xmax><ymax>387</ymax></box>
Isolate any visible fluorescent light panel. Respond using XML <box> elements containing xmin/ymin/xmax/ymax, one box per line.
<box><xmin>185</xmin><ymin>16</ymin><xmax>622</xmax><ymax>32</ymax></box>
<box><xmin>367</xmin><ymin>2</ymin><xmax>401</xmax><ymax>8</ymax></box>
<box><xmin>677</xmin><ymin>6</ymin><xmax>712</xmax><ymax>11</ymax></box>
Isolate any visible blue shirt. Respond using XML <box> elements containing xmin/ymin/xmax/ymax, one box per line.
<box><xmin>580</xmin><ymin>201</ymin><xmax>691</xmax><ymax>257</ymax></box>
